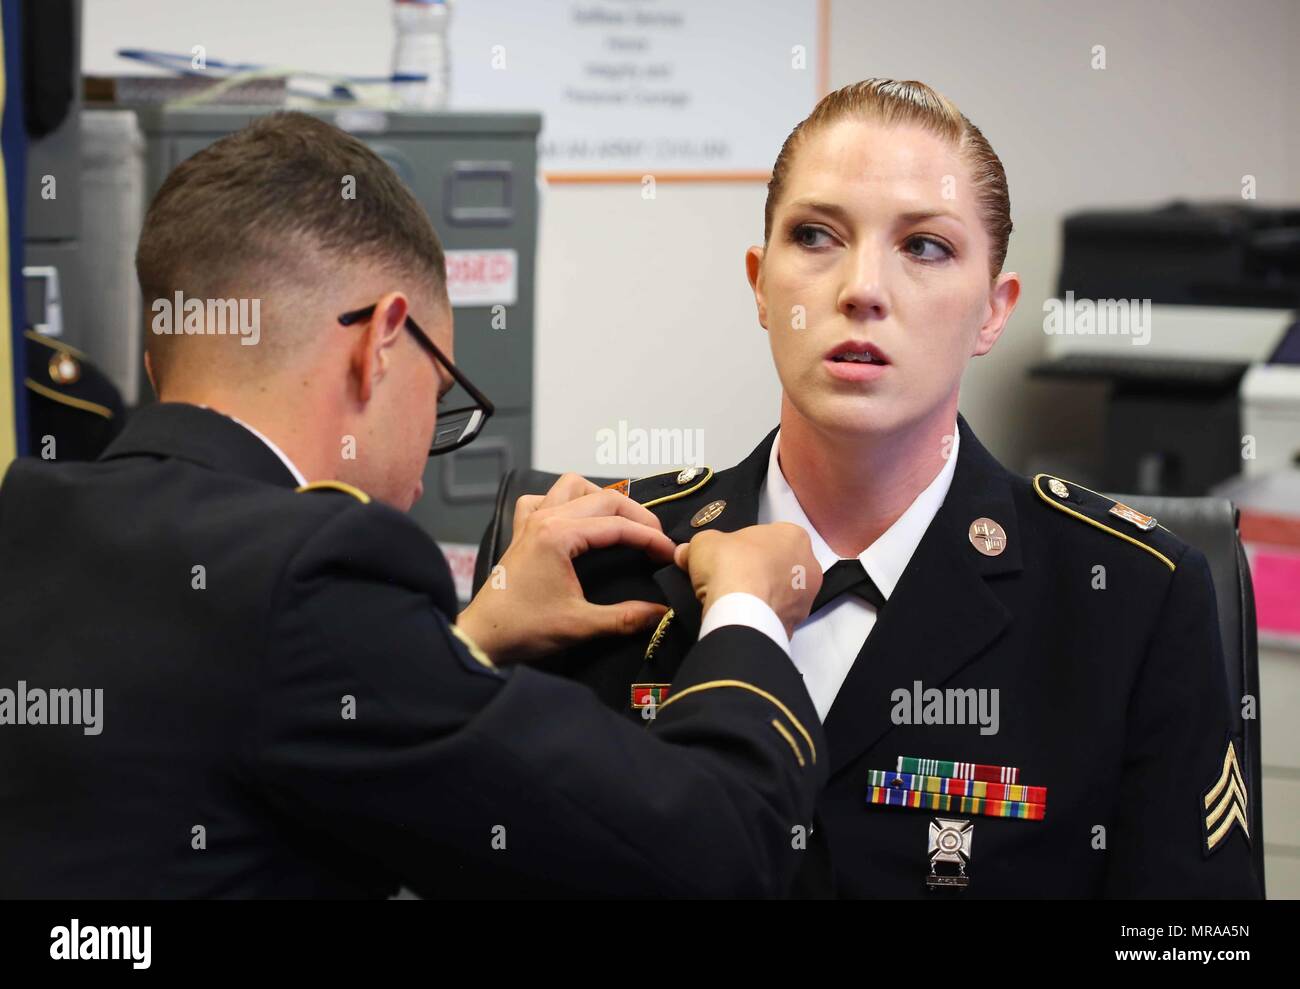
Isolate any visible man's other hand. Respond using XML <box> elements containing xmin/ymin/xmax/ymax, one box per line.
<box><xmin>674</xmin><ymin>523</ymin><xmax>821</xmax><ymax>639</ymax></box>
<box><xmin>457</xmin><ymin>474</ymin><xmax>675</xmax><ymax>663</ymax></box>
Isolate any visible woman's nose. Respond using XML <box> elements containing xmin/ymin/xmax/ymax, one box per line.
<box><xmin>837</xmin><ymin>246</ymin><xmax>890</xmax><ymax>321</ymax></box>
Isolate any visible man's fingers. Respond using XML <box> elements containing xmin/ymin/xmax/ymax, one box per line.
<box><xmin>554</xmin><ymin>515</ymin><xmax>676</xmax><ymax>564</ymax></box>
<box><xmin>535</xmin><ymin>490</ymin><xmax>664</xmax><ymax>531</ymax></box>
<box><xmin>673</xmin><ymin>542</ymin><xmax>690</xmax><ymax>570</ymax></box>
<box><xmin>540</xmin><ymin>472</ymin><xmax>604</xmax><ymax>510</ymax></box>
<box><xmin>576</xmin><ymin>600</ymin><xmax>669</xmax><ymax>639</ymax></box>
<box><xmin>514</xmin><ymin>469</ymin><xmax>606</xmax><ymax>535</ymax></box>
<box><xmin>511</xmin><ymin>494</ymin><xmax>545</xmax><ymax>537</ymax></box>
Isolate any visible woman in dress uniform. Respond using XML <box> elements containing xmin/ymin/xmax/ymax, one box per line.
<box><xmin>544</xmin><ymin>79</ymin><xmax>1260</xmax><ymax>898</ymax></box>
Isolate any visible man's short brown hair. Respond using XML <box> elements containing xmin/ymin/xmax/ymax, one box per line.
<box><xmin>136</xmin><ymin>111</ymin><xmax>447</xmax><ymax>381</ymax></box>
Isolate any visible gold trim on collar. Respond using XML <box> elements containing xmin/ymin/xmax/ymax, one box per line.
<box><xmin>295</xmin><ymin>480</ymin><xmax>372</xmax><ymax>503</ymax></box>
<box><xmin>23</xmin><ymin>377</ymin><xmax>114</xmax><ymax>419</ymax></box>
<box><xmin>639</xmin><ymin>467</ymin><xmax>714</xmax><ymax>509</ymax></box>
<box><xmin>1031</xmin><ymin>474</ymin><xmax>1175</xmax><ymax>571</ymax></box>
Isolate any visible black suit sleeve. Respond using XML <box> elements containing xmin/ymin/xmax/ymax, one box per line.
<box><xmin>1103</xmin><ymin>546</ymin><xmax>1261</xmax><ymax>898</ymax></box>
<box><xmin>253</xmin><ymin>500</ymin><xmax>825</xmax><ymax>897</ymax></box>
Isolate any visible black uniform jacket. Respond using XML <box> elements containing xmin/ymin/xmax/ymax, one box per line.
<box><xmin>0</xmin><ymin>403</ymin><xmax>824</xmax><ymax>898</ymax></box>
<box><xmin>552</xmin><ymin>415</ymin><xmax>1261</xmax><ymax>898</ymax></box>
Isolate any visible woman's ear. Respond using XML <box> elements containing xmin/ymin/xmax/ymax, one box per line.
<box><xmin>973</xmin><ymin>271</ymin><xmax>1021</xmax><ymax>357</ymax></box>
<box><xmin>745</xmin><ymin>245</ymin><xmax>769</xmax><ymax>330</ymax></box>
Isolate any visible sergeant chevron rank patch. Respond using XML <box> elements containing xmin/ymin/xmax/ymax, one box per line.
<box><xmin>1202</xmin><ymin>738</ymin><xmax>1250</xmax><ymax>855</ymax></box>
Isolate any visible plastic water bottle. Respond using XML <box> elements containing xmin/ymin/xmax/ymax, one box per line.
<box><xmin>392</xmin><ymin>0</ymin><xmax>453</xmax><ymax>110</ymax></box>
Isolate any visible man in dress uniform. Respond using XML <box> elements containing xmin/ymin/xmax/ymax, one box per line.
<box><xmin>524</xmin><ymin>80</ymin><xmax>1262</xmax><ymax>897</ymax></box>
<box><xmin>0</xmin><ymin>112</ymin><xmax>827</xmax><ymax>898</ymax></box>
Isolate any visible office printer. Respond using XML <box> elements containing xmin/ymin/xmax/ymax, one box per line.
<box><xmin>1032</xmin><ymin>201</ymin><xmax>1299</xmax><ymax>495</ymax></box>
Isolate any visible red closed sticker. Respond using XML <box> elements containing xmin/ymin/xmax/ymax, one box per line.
<box><xmin>444</xmin><ymin>249</ymin><xmax>518</xmax><ymax>307</ymax></box>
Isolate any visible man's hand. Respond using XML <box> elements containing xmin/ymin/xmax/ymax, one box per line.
<box><xmin>674</xmin><ymin>523</ymin><xmax>822</xmax><ymax>639</ymax></box>
<box><xmin>457</xmin><ymin>473</ymin><xmax>675</xmax><ymax>663</ymax></box>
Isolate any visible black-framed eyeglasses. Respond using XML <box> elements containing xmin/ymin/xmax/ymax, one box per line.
<box><xmin>338</xmin><ymin>304</ymin><xmax>494</xmax><ymax>457</ymax></box>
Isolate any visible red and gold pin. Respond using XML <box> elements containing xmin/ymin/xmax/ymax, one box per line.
<box><xmin>1109</xmin><ymin>501</ymin><xmax>1158</xmax><ymax>532</ymax></box>
<box><xmin>631</xmin><ymin>683</ymin><xmax>672</xmax><ymax>709</ymax></box>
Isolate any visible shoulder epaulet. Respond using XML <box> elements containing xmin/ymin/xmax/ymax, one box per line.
<box><xmin>22</xmin><ymin>330</ymin><xmax>115</xmax><ymax>419</ymax></box>
<box><xmin>1031</xmin><ymin>473</ymin><xmax>1179</xmax><ymax>571</ymax></box>
<box><xmin>23</xmin><ymin>329</ymin><xmax>87</xmax><ymax>360</ymax></box>
<box><xmin>604</xmin><ymin>465</ymin><xmax>713</xmax><ymax>509</ymax></box>
<box><xmin>295</xmin><ymin>480</ymin><xmax>372</xmax><ymax>504</ymax></box>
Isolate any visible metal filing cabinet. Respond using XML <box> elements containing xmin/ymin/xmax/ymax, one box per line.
<box><xmin>133</xmin><ymin>107</ymin><xmax>540</xmax><ymax>557</ymax></box>
<box><xmin>24</xmin><ymin>0</ymin><xmax>83</xmax><ymax>355</ymax></box>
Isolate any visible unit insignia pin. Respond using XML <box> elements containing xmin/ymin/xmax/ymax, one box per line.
<box><xmin>48</xmin><ymin>352</ymin><xmax>81</xmax><ymax>386</ymax></box>
<box><xmin>676</xmin><ymin>466</ymin><xmax>703</xmax><ymax>485</ymax></box>
<box><xmin>967</xmin><ymin>518</ymin><xmax>1007</xmax><ymax>557</ymax></box>
<box><xmin>690</xmin><ymin>500</ymin><xmax>726</xmax><ymax>528</ymax></box>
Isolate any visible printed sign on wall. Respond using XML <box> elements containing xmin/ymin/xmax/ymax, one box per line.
<box><xmin>450</xmin><ymin>0</ymin><xmax>826</xmax><ymax>179</ymax></box>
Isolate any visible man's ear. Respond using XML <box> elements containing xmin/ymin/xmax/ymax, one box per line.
<box><xmin>972</xmin><ymin>271</ymin><xmax>1021</xmax><ymax>358</ymax></box>
<box><xmin>745</xmin><ymin>246</ymin><xmax>768</xmax><ymax>330</ymax></box>
<box><xmin>144</xmin><ymin>351</ymin><xmax>157</xmax><ymax>396</ymax></box>
<box><xmin>353</xmin><ymin>292</ymin><xmax>409</xmax><ymax>404</ymax></box>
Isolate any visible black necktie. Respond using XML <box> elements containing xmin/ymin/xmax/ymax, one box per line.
<box><xmin>810</xmin><ymin>559</ymin><xmax>886</xmax><ymax>615</ymax></box>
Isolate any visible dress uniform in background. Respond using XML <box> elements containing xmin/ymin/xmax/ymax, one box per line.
<box><xmin>22</xmin><ymin>330</ymin><xmax>125</xmax><ymax>460</ymax></box>
<box><xmin>0</xmin><ymin>402</ymin><xmax>824</xmax><ymax>897</ymax></box>
<box><xmin>3</xmin><ymin>0</ymin><xmax>84</xmax><ymax>469</ymax></box>
<box><xmin>550</xmin><ymin>414</ymin><xmax>1261</xmax><ymax>898</ymax></box>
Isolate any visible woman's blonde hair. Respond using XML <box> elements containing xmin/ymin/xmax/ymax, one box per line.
<box><xmin>764</xmin><ymin>79</ymin><xmax>1013</xmax><ymax>277</ymax></box>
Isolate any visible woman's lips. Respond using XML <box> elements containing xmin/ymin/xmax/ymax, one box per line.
<box><xmin>824</xmin><ymin>357</ymin><xmax>890</xmax><ymax>382</ymax></box>
<box><xmin>824</xmin><ymin>340</ymin><xmax>891</xmax><ymax>382</ymax></box>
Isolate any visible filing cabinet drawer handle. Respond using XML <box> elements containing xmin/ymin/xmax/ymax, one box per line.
<box><xmin>440</xmin><ymin>435</ymin><xmax>514</xmax><ymax>503</ymax></box>
<box><xmin>444</xmin><ymin>160</ymin><xmax>514</xmax><ymax>226</ymax></box>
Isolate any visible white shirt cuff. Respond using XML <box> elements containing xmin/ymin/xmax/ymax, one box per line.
<box><xmin>698</xmin><ymin>592</ymin><xmax>791</xmax><ymax>656</ymax></box>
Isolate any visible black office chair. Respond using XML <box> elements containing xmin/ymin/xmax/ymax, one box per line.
<box><xmin>474</xmin><ymin>472</ymin><xmax>1266</xmax><ymax>895</ymax></box>
<box><xmin>1105</xmin><ymin>493</ymin><xmax>1265</xmax><ymax>895</ymax></box>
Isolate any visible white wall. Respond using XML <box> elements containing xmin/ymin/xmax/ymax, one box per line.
<box><xmin>86</xmin><ymin>0</ymin><xmax>1300</xmax><ymax>473</ymax></box>
<box><xmin>84</xmin><ymin>0</ymin><xmax>395</xmax><ymax>78</ymax></box>
<box><xmin>825</xmin><ymin>0</ymin><xmax>1300</xmax><ymax>471</ymax></box>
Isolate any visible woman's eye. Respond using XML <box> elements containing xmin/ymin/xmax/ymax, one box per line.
<box><xmin>905</xmin><ymin>235</ymin><xmax>954</xmax><ymax>262</ymax></box>
<box><xmin>791</xmin><ymin>223</ymin><xmax>833</xmax><ymax>248</ymax></box>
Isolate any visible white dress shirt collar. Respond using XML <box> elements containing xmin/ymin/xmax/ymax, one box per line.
<box><xmin>221</xmin><ymin>412</ymin><xmax>308</xmax><ymax>487</ymax></box>
<box><xmin>759</xmin><ymin>423</ymin><xmax>960</xmax><ymax>598</ymax></box>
